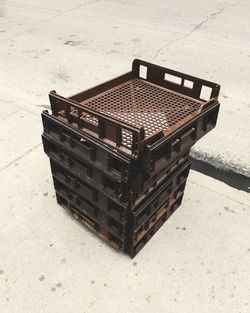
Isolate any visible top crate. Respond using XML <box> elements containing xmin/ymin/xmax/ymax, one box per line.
<box><xmin>49</xmin><ymin>59</ymin><xmax>220</xmax><ymax>164</ymax></box>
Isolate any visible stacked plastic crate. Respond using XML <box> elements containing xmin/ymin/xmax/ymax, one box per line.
<box><xmin>41</xmin><ymin>59</ymin><xmax>220</xmax><ymax>258</ymax></box>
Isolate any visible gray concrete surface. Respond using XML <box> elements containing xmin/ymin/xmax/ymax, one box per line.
<box><xmin>0</xmin><ymin>0</ymin><xmax>250</xmax><ymax>176</ymax></box>
<box><xmin>1</xmin><ymin>1</ymin><xmax>250</xmax><ymax>312</ymax></box>
<box><xmin>0</xmin><ymin>144</ymin><xmax>249</xmax><ymax>313</ymax></box>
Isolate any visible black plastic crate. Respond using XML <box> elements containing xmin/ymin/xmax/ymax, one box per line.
<box><xmin>41</xmin><ymin>59</ymin><xmax>221</xmax><ymax>258</ymax></box>
<box><xmin>131</xmin><ymin>170</ymin><xmax>189</xmax><ymax>230</ymax></box>
<box><xmin>50</xmin><ymin>158</ymin><xmax>189</xmax><ymax>227</ymax></box>
<box><xmin>43</xmin><ymin>132</ymin><xmax>189</xmax><ymax>205</ymax></box>
<box><xmin>57</xmin><ymin>195</ymin><xmax>126</xmax><ymax>252</ymax></box>
<box><xmin>42</xmin><ymin>111</ymin><xmax>132</xmax><ymax>183</ymax></box>
<box><xmin>42</xmin><ymin>110</ymin><xmax>190</xmax><ymax>197</ymax></box>
<box><xmin>52</xmin><ymin>159</ymin><xmax>190</xmax><ymax>229</ymax></box>
<box><xmin>52</xmin><ymin>160</ymin><xmax>190</xmax><ymax>257</ymax></box>
<box><xmin>50</xmin><ymin>160</ymin><xmax>127</xmax><ymax>223</ymax></box>
<box><xmin>49</xmin><ymin>150</ymin><xmax>190</xmax><ymax>219</ymax></box>
<box><xmin>43</xmin><ymin>134</ymin><xmax>129</xmax><ymax>202</ymax></box>
<box><xmin>129</xmin><ymin>181</ymin><xmax>186</xmax><ymax>245</ymax></box>
<box><xmin>54</xmin><ymin>179</ymin><xmax>126</xmax><ymax>240</ymax></box>
<box><xmin>57</xmin><ymin>187</ymin><xmax>185</xmax><ymax>258</ymax></box>
<box><xmin>126</xmin><ymin>195</ymin><xmax>184</xmax><ymax>258</ymax></box>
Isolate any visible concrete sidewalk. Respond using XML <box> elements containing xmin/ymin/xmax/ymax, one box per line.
<box><xmin>0</xmin><ymin>1</ymin><xmax>250</xmax><ymax>312</ymax></box>
<box><xmin>0</xmin><ymin>142</ymin><xmax>249</xmax><ymax>313</ymax></box>
<box><xmin>0</xmin><ymin>0</ymin><xmax>250</xmax><ymax>176</ymax></box>
<box><xmin>0</xmin><ymin>78</ymin><xmax>249</xmax><ymax>313</ymax></box>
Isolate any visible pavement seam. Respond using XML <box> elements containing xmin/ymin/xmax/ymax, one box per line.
<box><xmin>0</xmin><ymin>98</ymin><xmax>39</xmax><ymax>117</ymax></box>
<box><xmin>41</xmin><ymin>3</ymin><xmax>83</xmax><ymax>22</ymax></box>
<box><xmin>189</xmin><ymin>180</ymin><xmax>249</xmax><ymax>207</ymax></box>
<box><xmin>0</xmin><ymin>143</ymin><xmax>42</xmax><ymax>173</ymax></box>
<box><xmin>0</xmin><ymin>109</ymin><xmax>21</xmax><ymax>121</ymax></box>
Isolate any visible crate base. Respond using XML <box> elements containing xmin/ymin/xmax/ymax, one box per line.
<box><xmin>127</xmin><ymin>194</ymin><xmax>183</xmax><ymax>258</ymax></box>
<box><xmin>56</xmin><ymin>193</ymin><xmax>126</xmax><ymax>252</ymax></box>
<box><xmin>56</xmin><ymin>189</ymin><xmax>185</xmax><ymax>258</ymax></box>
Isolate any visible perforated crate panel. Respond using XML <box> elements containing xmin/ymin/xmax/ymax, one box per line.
<box><xmin>79</xmin><ymin>79</ymin><xmax>202</xmax><ymax>148</ymax></box>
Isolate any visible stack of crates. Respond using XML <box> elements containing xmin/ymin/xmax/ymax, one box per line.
<box><xmin>41</xmin><ymin>59</ymin><xmax>220</xmax><ymax>257</ymax></box>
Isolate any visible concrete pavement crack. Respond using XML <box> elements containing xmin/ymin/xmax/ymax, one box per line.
<box><xmin>188</xmin><ymin>6</ymin><xmax>226</xmax><ymax>35</ymax></box>
<box><xmin>152</xmin><ymin>36</ymin><xmax>185</xmax><ymax>61</ymax></box>
<box><xmin>152</xmin><ymin>2</ymin><xmax>237</xmax><ymax>60</ymax></box>
<box><xmin>0</xmin><ymin>143</ymin><xmax>42</xmax><ymax>173</ymax></box>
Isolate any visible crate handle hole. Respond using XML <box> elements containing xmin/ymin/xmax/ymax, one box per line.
<box><xmin>139</xmin><ymin>65</ymin><xmax>147</xmax><ymax>79</ymax></box>
<box><xmin>200</xmin><ymin>85</ymin><xmax>212</xmax><ymax>100</ymax></box>
<box><xmin>164</xmin><ymin>73</ymin><xmax>182</xmax><ymax>85</ymax></box>
<box><xmin>184</xmin><ymin>79</ymin><xmax>194</xmax><ymax>89</ymax></box>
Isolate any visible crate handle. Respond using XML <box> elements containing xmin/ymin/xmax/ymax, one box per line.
<box><xmin>49</xmin><ymin>91</ymin><xmax>144</xmax><ymax>156</ymax></box>
<box><xmin>180</xmin><ymin>127</ymin><xmax>196</xmax><ymax>141</ymax></box>
<box><xmin>197</xmin><ymin>98</ymin><xmax>218</xmax><ymax>113</ymax></box>
<box><xmin>132</xmin><ymin>59</ymin><xmax>220</xmax><ymax>101</ymax></box>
